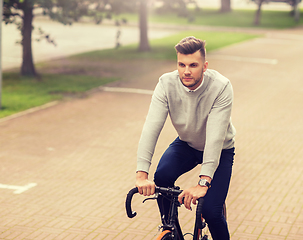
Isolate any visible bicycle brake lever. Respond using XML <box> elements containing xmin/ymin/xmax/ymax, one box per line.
<box><xmin>142</xmin><ymin>193</ymin><xmax>159</xmax><ymax>203</ymax></box>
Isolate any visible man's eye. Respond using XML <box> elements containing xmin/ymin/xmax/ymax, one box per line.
<box><xmin>190</xmin><ymin>64</ymin><xmax>198</xmax><ymax>67</ymax></box>
<box><xmin>179</xmin><ymin>63</ymin><xmax>185</xmax><ymax>67</ymax></box>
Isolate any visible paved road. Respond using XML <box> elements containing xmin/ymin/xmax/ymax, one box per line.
<box><xmin>2</xmin><ymin>17</ymin><xmax>178</xmax><ymax>70</ymax></box>
<box><xmin>1</xmin><ymin>25</ymin><xmax>303</xmax><ymax>240</ymax></box>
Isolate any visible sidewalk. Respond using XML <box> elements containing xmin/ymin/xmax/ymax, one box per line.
<box><xmin>0</xmin><ymin>28</ymin><xmax>303</xmax><ymax>240</ymax></box>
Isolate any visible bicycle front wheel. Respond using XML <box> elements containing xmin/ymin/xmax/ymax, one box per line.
<box><xmin>156</xmin><ymin>230</ymin><xmax>173</xmax><ymax>240</ymax></box>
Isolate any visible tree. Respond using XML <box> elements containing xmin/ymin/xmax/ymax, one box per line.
<box><xmin>254</xmin><ymin>0</ymin><xmax>265</xmax><ymax>25</ymax></box>
<box><xmin>3</xmin><ymin>0</ymin><xmax>37</xmax><ymax>76</ymax></box>
<box><xmin>138</xmin><ymin>0</ymin><xmax>150</xmax><ymax>51</ymax></box>
<box><xmin>3</xmin><ymin>0</ymin><xmax>84</xmax><ymax>77</ymax></box>
<box><xmin>221</xmin><ymin>0</ymin><xmax>231</xmax><ymax>13</ymax></box>
<box><xmin>252</xmin><ymin>0</ymin><xmax>301</xmax><ymax>25</ymax></box>
<box><xmin>293</xmin><ymin>0</ymin><xmax>301</xmax><ymax>22</ymax></box>
<box><xmin>137</xmin><ymin>0</ymin><xmax>200</xmax><ymax>51</ymax></box>
<box><xmin>2</xmin><ymin>0</ymin><xmax>136</xmax><ymax>77</ymax></box>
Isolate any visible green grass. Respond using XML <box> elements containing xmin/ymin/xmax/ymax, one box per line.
<box><xmin>1</xmin><ymin>30</ymin><xmax>260</xmax><ymax>118</ymax></box>
<box><xmin>120</xmin><ymin>8</ymin><xmax>303</xmax><ymax>29</ymax></box>
<box><xmin>0</xmin><ymin>73</ymin><xmax>117</xmax><ymax>118</ymax></box>
<box><xmin>75</xmin><ymin>30</ymin><xmax>260</xmax><ymax>61</ymax></box>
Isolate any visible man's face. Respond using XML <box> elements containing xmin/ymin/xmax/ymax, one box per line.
<box><xmin>177</xmin><ymin>51</ymin><xmax>208</xmax><ymax>90</ymax></box>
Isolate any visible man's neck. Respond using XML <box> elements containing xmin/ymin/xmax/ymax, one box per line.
<box><xmin>184</xmin><ymin>78</ymin><xmax>204</xmax><ymax>93</ymax></box>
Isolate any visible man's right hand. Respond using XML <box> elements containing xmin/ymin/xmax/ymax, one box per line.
<box><xmin>135</xmin><ymin>171</ymin><xmax>155</xmax><ymax>196</ymax></box>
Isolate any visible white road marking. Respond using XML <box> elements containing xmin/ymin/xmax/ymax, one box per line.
<box><xmin>209</xmin><ymin>55</ymin><xmax>278</xmax><ymax>65</ymax></box>
<box><xmin>0</xmin><ymin>183</ymin><xmax>37</xmax><ymax>194</ymax></box>
<box><xmin>102</xmin><ymin>87</ymin><xmax>154</xmax><ymax>95</ymax></box>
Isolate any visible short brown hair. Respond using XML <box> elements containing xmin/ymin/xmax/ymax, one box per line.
<box><xmin>175</xmin><ymin>36</ymin><xmax>206</xmax><ymax>59</ymax></box>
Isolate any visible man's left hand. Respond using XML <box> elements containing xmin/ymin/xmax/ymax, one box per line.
<box><xmin>178</xmin><ymin>185</ymin><xmax>208</xmax><ymax>210</ymax></box>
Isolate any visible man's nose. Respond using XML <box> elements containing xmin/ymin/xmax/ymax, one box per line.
<box><xmin>184</xmin><ymin>66</ymin><xmax>191</xmax><ymax>75</ymax></box>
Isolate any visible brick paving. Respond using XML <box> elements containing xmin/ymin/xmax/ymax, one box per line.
<box><xmin>1</xmin><ymin>28</ymin><xmax>303</xmax><ymax>239</ymax></box>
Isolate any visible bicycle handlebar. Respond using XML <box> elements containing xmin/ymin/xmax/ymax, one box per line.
<box><xmin>126</xmin><ymin>186</ymin><xmax>205</xmax><ymax>230</ymax></box>
<box><xmin>125</xmin><ymin>187</ymin><xmax>139</xmax><ymax>218</ymax></box>
<box><xmin>125</xmin><ymin>186</ymin><xmax>183</xmax><ymax>218</ymax></box>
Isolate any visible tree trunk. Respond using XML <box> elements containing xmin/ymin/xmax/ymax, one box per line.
<box><xmin>21</xmin><ymin>4</ymin><xmax>36</xmax><ymax>77</ymax></box>
<box><xmin>221</xmin><ymin>0</ymin><xmax>231</xmax><ymax>13</ymax></box>
<box><xmin>138</xmin><ymin>0</ymin><xmax>150</xmax><ymax>52</ymax></box>
<box><xmin>254</xmin><ymin>0</ymin><xmax>264</xmax><ymax>25</ymax></box>
<box><xmin>294</xmin><ymin>0</ymin><xmax>300</xmax><ymax>23</ymax></box>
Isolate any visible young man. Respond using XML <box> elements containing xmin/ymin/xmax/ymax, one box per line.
<box><xmin>135</xmin><ymin>36</ymin><xmax>236</xmax><ymax>240</ymax></box>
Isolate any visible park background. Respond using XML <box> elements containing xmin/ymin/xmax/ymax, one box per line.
<box><xmin>1</xmin><ymin>0</ymin><xmax>303</xmax><ymax>239</ymax></box>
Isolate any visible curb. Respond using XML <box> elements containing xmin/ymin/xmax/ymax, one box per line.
<box><xmin>0</xmin><ymin>101</ymin><xmax>59</xmax><ymax>124</ymax></box>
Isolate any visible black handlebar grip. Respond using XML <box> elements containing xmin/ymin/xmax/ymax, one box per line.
<box><xmin>196</xmin><ymin>198</ymin><xmax>206</xmax><ymax>229</ymax></box>
<box><xmin>125</xmin><ymin>187</ymin><xmax>139</xmax><ymax>218</ymax></box>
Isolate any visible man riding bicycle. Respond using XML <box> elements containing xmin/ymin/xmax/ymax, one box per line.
<box><xmin>135</xmin><ymin>36</ymin><xmax>236</xmax><ymax>240</ymax></box>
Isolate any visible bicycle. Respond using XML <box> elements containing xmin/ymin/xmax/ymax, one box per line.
<box><xmin>126</xmin><ymin>186</ymin><xmax>226</xmax><ymax>240</ymax></box>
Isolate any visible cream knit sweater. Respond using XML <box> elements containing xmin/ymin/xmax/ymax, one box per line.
<box><xmin>137</xmin><ymin>69</ymin><xmax>236</xmax><ymax>178</ymax></box>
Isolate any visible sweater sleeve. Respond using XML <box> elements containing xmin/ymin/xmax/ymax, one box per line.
<box><xmin>136</xmin><ymin>81</ymin><xmax>169</xmax><ymax>174</ymax></box>
<box><xmin>200</xmin><ymin>81</ymin><xmax>234</xmax><ymax>178</ymax></box>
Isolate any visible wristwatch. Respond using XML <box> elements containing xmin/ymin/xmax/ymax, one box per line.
<box><xmin>198</xmin><ymin>179</ymin><xmax>211</xmax><ymax>188</ymax></box>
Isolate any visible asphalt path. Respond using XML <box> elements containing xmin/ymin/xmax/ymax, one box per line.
<box><xmin>2</xmin><ymin>18</ymin><xmax>178</xmax><ymax>70</ymax></box>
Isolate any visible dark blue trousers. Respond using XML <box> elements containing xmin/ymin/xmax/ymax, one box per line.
<box><xmin>154</xmin><ymin>137</ymin><xmax>235</xmax><ymax>240</ymax></box>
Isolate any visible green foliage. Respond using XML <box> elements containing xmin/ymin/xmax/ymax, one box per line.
<box><xmin>3</xmin><ymin>0</ymin><xmax>138</xmax><ymax>25</ymax></box>
<box><xmin>0</xmin><ymin>73</ymin><xmax>117</xmax><ymax>118</ymax></box>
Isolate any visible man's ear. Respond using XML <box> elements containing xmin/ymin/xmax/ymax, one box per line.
<box><xmin>203</xmin><ymin>61</ymin><xmax>209</xmax><ymax>72</ymax></box>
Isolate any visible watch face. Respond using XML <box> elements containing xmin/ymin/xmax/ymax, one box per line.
<box><xmin>199</xmin><ymin>179</ymin><xmax>206</xmax><ymax>185</ymax></box>
<box><xmin>199</xmin><ymin>179</ymin><xmax>209</xmax><ymax>187</ymax></box>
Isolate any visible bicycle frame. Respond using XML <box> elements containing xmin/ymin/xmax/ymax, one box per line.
<box><xmin>158</xmin><ymin>188</ymin><xmax>184</xmax><ymax>239</ymax></box>
<box><xmin>125</xmin><ymin>186</ymin><xmax>206</xmax><ymax>240</ymax></box>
